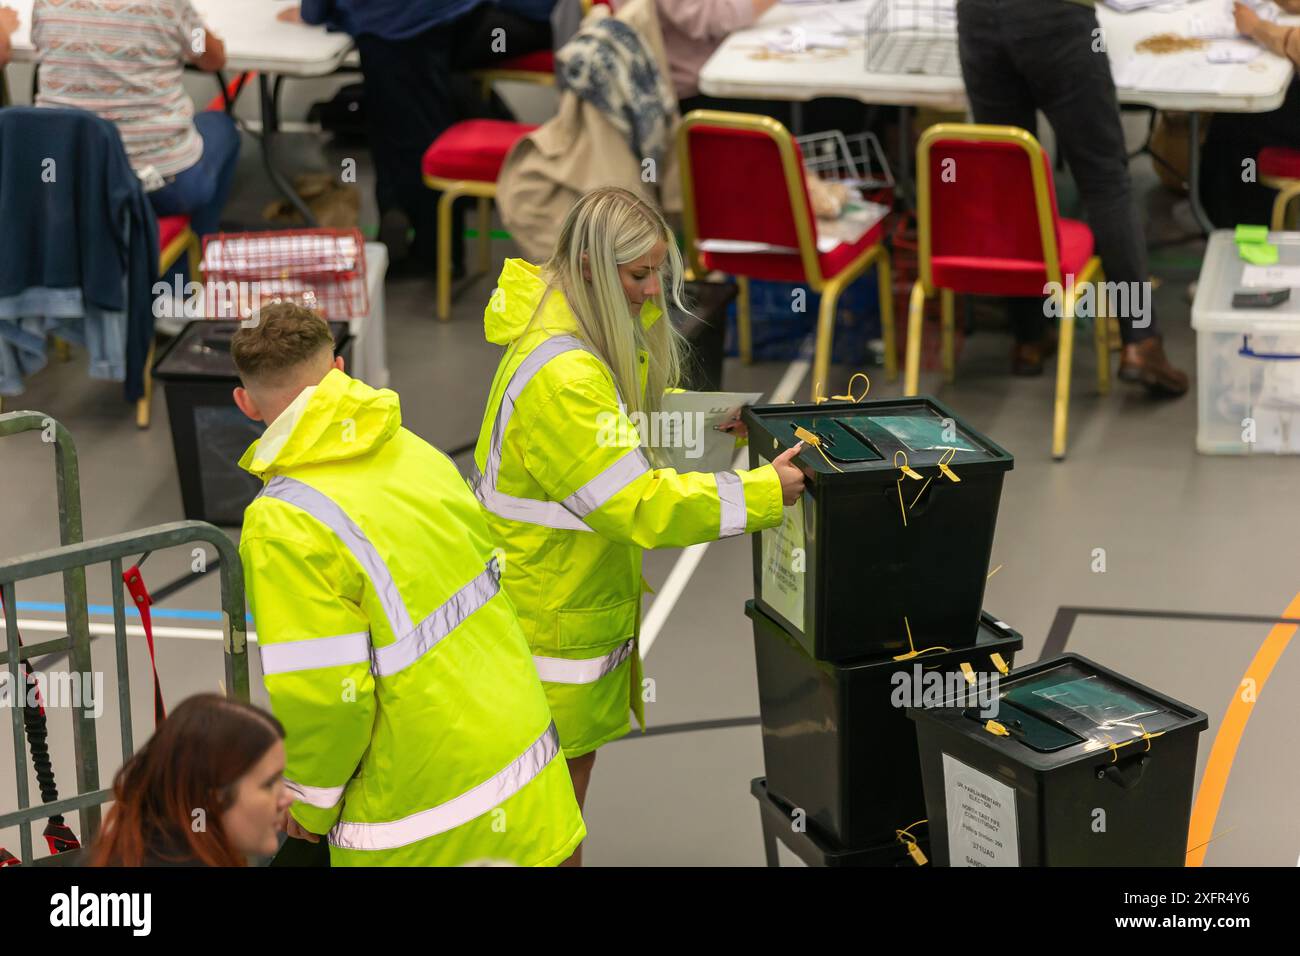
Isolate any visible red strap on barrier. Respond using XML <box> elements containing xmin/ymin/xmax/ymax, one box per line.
<box><xmin>123</xmin><ymin>565</ymin><xmax>166</xmax><ymax>726</ymax></box>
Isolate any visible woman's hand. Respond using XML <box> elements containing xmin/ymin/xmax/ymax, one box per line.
<box><xmin>280</xmin><ymin>809</ymin><xmax>320</xmax><ymax>843</ymax></box>
<box><xmin>772</xmin><ymin>442</ymin><xmax>806</xmax><ymax>506</ymax></box>
<box><xmin>715</xmin><ymin>406</ymin><xmax>748</xmax><ymax>440</ymax></box>
<box><xmin>1235</xmin><ymin>2</ymin><xmax>1263</xmax><ymax>38</ymax></box>
<box><xmin>277</xmin><ymin>5</ymin><xmax>303</xmax><ymax>24</ymax></box>
<box><xmin>0</xmin><ymin>6</ymin><xmax>20</xmax><ymax>35</ymax></box>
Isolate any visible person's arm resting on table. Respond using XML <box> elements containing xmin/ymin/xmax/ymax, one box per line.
<box><xmin>178</xmin><ymin>0</ymin><xmax>226</xmax><ymax>71</ymax></box>
<box><xmin>242</xmin><ymin>532</ymin><xmax>376</xmax><ymax>838</ymax></box>
<box><xmin>657</xmin><ymin>0</ymin><xmax>778</xmax><ymax>43</ymax></box>
<box><xmin>1237</xmin><ymin>2</ymin><xmax>1300</xmax><ymax>64</ymax></box>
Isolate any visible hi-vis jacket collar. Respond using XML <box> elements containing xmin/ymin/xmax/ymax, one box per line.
<box><xmin>485</xmin><ymin>258</ymin><xmax>663</xmax><ymax>348</ymax></box>
<box><xmin>238</xmin><ymin>368</ymin><xmax>402</xmax><ymax>479</ymax></box>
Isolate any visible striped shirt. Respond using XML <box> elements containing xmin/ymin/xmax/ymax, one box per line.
<box><xmin>33</xmin><ymin>0</ymin><xmax>206</xmax><ymax>178</ymax></box>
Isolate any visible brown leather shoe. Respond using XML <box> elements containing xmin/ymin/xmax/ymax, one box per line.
<box><xmin>1118</xmin><ymin>337</ymin><xmax>1189</xmax><ymax>396</ymax></box>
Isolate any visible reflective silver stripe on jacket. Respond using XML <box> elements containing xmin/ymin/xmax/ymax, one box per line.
<box><xmin>260</xmin><ymin>476</ymin><xmax>415</xmax><ymax>638</ymax></box>
<box><xmin>285</xmin><ymin>778</ymin><xmax>346</xmax><ymax>810</ymax></box>
<box><xmin>328</xmin><ymin>722</ymin><xmax>562</xmax><ymax>852</ymax></box>
<box><xmin>564</xmin><ymin>448</ymin><xmax>651</xmax><ymax>517</ymax></box>
<box><xmin>372</xmin><ymin>558</ymin><xmax>501</xmax><ymax>677</ymax></box>
<box><xmin>259</xmin><ymin>631</ymin><xmax>371</xmax><ymax>676</ymax></box>
<box><xmin>258</xmin><ymin>475</ymin><xmax>499</xmax><ymax>678</ymax></box>
<box><xmin>714</xmin><ymin>471</ymin><xmax>747</xmax><ymax>538</ymax></box>
<box><xmin>473</xmin><ymin>334</ymin><xmax>649</xmax><ymax>531</ymax></box>
<box><xmin>532</xmin><ymin>638</ymin><xmax>635</xmax><ymax>685</ymax></box>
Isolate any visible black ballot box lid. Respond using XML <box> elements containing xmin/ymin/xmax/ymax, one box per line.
<box><xmin>908</xmin><ymin>653</ymin><xmax>1209</xmax><ymax>772</ymax></box>
<box><xmin>744</xmin><ymin>395</ymin><xmax>1014</xmax><ymax>482</ymax></box>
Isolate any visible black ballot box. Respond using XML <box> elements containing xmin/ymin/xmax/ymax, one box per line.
<box><xmin>909</xmin><ymin>653</ymin><xmax>1208</xmax><ymax>867</ymax></box>
<box><xmin>749</xmin><ymin>600</ymin><xmax>1023</xmax><ymax>849</ymax></box>
<box><xmin>751</xmin><ymin>778</ymin><xmax>931</xmax><ymax>867</ymax></box>
<box><xmin>743</xmin><ymin>396</ymin><xmax>1013</xmax><ymax>663</ymax></box>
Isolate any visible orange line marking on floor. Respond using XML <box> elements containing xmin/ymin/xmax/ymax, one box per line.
<box><xmin>1186</xmin><ymin>590</ymin><xmax>1300</xmax><ymax>866</ymax></box>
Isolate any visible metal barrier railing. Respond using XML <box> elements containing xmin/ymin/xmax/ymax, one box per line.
<box><xmin>0</xmin><ymin>410</ymin><xmax>249</xmax><ymax>865</ymax></box>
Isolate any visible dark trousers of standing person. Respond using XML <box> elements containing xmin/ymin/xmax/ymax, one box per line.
<box><xmin>356</xmin><ymin>5</ymin><xmax>552</xmax><ymax>273</ymax></box>
<box><xmin>956</xmin><ymin>0</ymin><xmax>1158</xmax><ymax>348</ymax></box>
<box><xmin>1200</xmin><ymin>79</ymin><xmax>1300</xmax><ymax>230</ymax></box>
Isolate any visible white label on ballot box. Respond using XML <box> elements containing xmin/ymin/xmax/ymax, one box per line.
<box><xmin>760</xmin><ymin>486</ymin><xmax>805</xmax><ymax>632</ymax></box>
<box><xmin>942</xmin><ymin>754</ymin><xmax>1020</xmax><ymax>867</ymax></box>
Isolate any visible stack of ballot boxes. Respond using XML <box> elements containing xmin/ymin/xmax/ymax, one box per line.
<box><xmin>740</xmin><ymin>396</ymin><xmax>1020</xmax><ymax>866</ymax></box>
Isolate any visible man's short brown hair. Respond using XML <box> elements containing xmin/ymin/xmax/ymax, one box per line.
<box><xmin>231</xmin><ymin>302</ymin><xmax>334</xmax><ymax>385</ymax></box>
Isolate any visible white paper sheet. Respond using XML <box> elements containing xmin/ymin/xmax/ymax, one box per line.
<box><xmin>1240</xmin><ymin>265</ymin><xmax>1300</xmax><ymax>288</ymax></box>
<box><xmin>1207</xmin><ymin>40</ymin><xmax>1262</xmax><ymax>64</ymax></box>
<box><xmin>656</xmin><ymin>390</ymin><xmax>765</xmax><ymax>473</ymax></box>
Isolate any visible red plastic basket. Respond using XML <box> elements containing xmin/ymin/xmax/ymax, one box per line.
<box><xmin>200</xmin><ymin>227</ymin><xmax>368</xmax><ymax>323</ymax></box>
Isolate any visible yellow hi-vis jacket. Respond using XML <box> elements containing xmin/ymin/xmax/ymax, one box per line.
<box><xmin>472</xmin><ymin>259</ymin><xmax>786</xmax><ymax>758</ymax></box>
<box><xmin>239</xmin><ymin>368</ymin><xmax>585</xmax><ymax>866</ymax></box>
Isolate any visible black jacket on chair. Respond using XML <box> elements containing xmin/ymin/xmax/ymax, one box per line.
<box><xmin>0</xmin><ymin>107</ymin><xmax>159</xmax><ymax>401</ymax></box>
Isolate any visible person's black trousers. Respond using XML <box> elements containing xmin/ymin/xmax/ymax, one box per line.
<box><xmin>356</xmin><ymin>5</ymin><xmax>552</xmax><ymax>271</ymax></box>
<box><xmin>956</xmin><ymin>0</ymin><xmax>1157</xmax><ymax>345</ymax></box>
<box><xmin>1199</xmin><ymin>79</ymin><xmax>1300</xmax><ymax>229</ymax></box>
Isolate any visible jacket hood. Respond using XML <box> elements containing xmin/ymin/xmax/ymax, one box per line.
<box><xmin>484</xmin><ymin>258</ymin><xmax>664</xmax><ymax>347</ymax></box>
<box><xmin>239</xmin><ymin>368</ymin><xmax>401</xmax><ymax>478</ymax></box>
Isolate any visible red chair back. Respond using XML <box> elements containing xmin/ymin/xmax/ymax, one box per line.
<box><xmin>918</xmin><ymin>125</ymin><xmax>1065</xmax><ymax>296</ymax></box>
<box><xmin>678</xmin><ymin>111</ymin><xmax>823</xmax><ymax>284</ymax></box>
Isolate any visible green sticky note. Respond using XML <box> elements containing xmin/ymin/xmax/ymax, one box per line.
<box><xmin>1235</xmin><ymin>224</ymin><xmax>1270</xmax><ymax>244</ymax></box>
<box><xmin>1238</xmin><ymin>242</ymin><xmax>1279</xmax><ymax>265</ymax></box>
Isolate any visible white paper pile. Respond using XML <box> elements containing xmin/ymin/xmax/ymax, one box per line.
<box><xmin>1207</xmin><ymin>39</ymin><xmax>1262</xmax><ymax>63</ymax></box>
<box><xmin>1104</xmin><ymin>0</ymin><xmax>1180</xmax><ymax>12</ymax></box>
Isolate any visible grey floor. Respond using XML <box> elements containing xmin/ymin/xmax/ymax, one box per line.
<box><xmin>2</xmin><ymin>120</ymin><xmax>1297</xmax><ymax>867</ymax></box>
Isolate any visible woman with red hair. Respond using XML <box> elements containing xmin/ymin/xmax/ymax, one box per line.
<box><xmin>93</xmin><ymin>695</ymin><xmax>292</xmax><ymax>867</ymax></box>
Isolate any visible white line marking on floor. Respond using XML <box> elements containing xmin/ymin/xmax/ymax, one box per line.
<box><xmin>639</xmin><ymin>346</ymin><xmax>811</xmax><ymax>658</ymax></box>
<box><xmin>1</xmin><ymin>617</ymin><xmax>255</xmax><ymax>643</ymax></box>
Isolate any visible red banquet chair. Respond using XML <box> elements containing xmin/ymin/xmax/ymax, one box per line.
<box><xmin>677</xmin><ymin>110</ymin><xmax>896</xmax><ymax>399</ymax></box>
<box><xmin>422</xmin><ymin>119</ymin><xmax>538</xmax><ymax>321</ymax></box>
<box><xmin>1258</xmin><ymin>146</ymin><xmax>1300</xmax><ymax>230</ymax></box>
<box><xmin>907</xmin><ymin>124</ymin><xmax>1106</xmax><ymax>460</ymax></box>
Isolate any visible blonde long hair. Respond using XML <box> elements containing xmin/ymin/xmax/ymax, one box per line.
<box><xmin>541</xmin><ymin>186</ymin><xmax>688</xmax><ymax>421</ymax></box>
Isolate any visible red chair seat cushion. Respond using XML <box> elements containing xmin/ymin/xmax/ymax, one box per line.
<box><xmin>421</xmin><ymin>120</ymin><xmax>538</xmax><ymax>183</ymax></box>
<box><xmin>1259</xmin><ymin>146</ymin><xmax>1300</xmax><ymax>180</ymax></box>
<box><xmin>488</xmin><ymin>49</ymin><xmax>554</xmax><ymax>74</ymax></box>
<box><xmin>699</xmin><ymin>218</ymin><xmax>887</xmax><ymax>285</ymax></box>
<box><xmin>930</xmin><ymin>217</ymin><xmax>1095</xmax><ymax>297</ymax></box>
<box><xmin>157</xmin><ymin>214</ymin><xmax>191</xmax><ymax>252</ymax></box>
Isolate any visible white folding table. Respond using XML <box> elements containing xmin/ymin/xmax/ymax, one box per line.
<box><xmin>698</xmin><ymin>0</ymin><xmax>1297</xmax><ymax>230</ymax></box>
<box><xmin>5</xmin><ymin>0</ymin><xmax>356</xmax><ymax>225</ymax></box>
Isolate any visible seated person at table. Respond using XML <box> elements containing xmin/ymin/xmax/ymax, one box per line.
<box><xmin>640</xmin><ymin>0</ymin><xmax>778</xmax><ymax>109</ymax></box>
<box><xmin>957</xmin><ymin>0</ymin><xmax>1187</xmax><ymax>395</ymax></box>
<box><xmin>282</xmin><ymin>1</ymin><xmax>556</xmax><ymax>277</ymax></box>
<box><xmin>0</xmin><ymin>6</ymin><xmax>17</xmax><ymax>69</ymax></box>
<box><xmin>1200</xmin><ymin>2</ymin><xmax>1300</xmax><ymax>228</ymax></box>
<box><xmin>32</xmin><ymin>0</ymin><xmax>240</xmax><ymax>238</ymax></box>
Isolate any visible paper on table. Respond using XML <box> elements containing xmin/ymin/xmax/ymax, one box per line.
<box><xmin>656</xmin><ymin>390</ymin><xmax>764</xmax><ymax>474</ymax></box>
<box><xmin>1207</xmin><ymin>39</ymin><xmax>1261</xmax><ymax>63</ymax></box>
<box><xmin>763</xmin><ymin>26</ymin><xmax>851</xmax><ymax>53</ymax></box>
<box><xmin>1240</xmin><ymin>265</ymin><xmax>1300</xmax><ymax>287</ymax></box>
<box><xmin>1111</xmin><ymin>54</ymin><xmax>1233</xmax><ymax>92</ymax></box>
